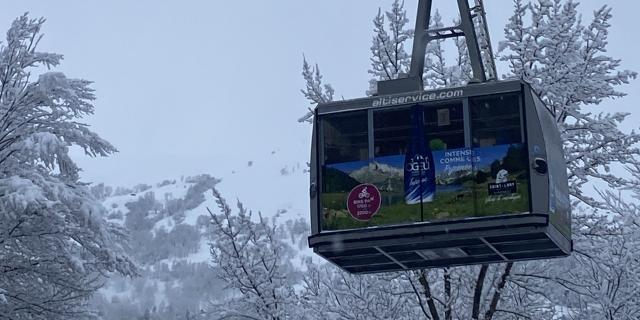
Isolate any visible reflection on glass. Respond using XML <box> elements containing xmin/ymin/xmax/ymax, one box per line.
<box><xmin>470</xmin><ymin>93</ymin><xmax>529</xmax><ymax>216</ymax></box>
<box><xmin>471</xmin><ymin>94</ymin><xmax>522</xmax><ymax>147</ymax></box>
<box><xmin>374</xmin><ymin>107</ymin><xmax>411</xmax><ymax>157</ymax></box>
<box><xmin>424</xmin><ymin>103</ymin><xmax>465</xmax><ymax>151</ymax></box>
<box><xmin>322</xmin><ymin>111</ymin><xmax>368</xmax><ymax>165</ymax></box>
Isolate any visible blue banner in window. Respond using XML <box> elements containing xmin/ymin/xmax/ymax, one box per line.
<box><xmin>404</xmin><ymin>106</ymin><xmax>436</xmax><ymax>204</ymax></box>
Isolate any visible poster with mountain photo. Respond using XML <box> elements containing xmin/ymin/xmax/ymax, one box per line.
<box><xmin>320</xmin><ymin>149</ymin><xmax>475</xmax><ymax>230</ymax></box>
<box><xmin>320</xmin><ymin>144</ymin><xmax>531</xmax><ymax>231</ymax></box>
<box><xmin>321</xmin><ymin>159</ymin><xmax>421</xmax><ymax>231</ymax></box>
<box><xmin>428</xmin><ymin>148</ymin><xmax>475</xmax><ymax>220</ymax></box>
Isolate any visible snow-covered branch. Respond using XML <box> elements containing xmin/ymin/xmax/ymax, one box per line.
<box><xmin>0</xmin><ymin>14</ymin><xmax>136</xmax><ymax>320</ymax></box>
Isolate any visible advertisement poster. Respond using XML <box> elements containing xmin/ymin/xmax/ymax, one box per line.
<box><xmin>321</xmin><ymin>158</ymin><xmax>421</xmax><ymax>231</ymax></box>
<box><xmin>430</xmin><ymin>148</ymin><xmax>475</xmax><ymax>219</ymax></box>
<box><xmin>472</xmin><ymin>144</ymin><xmax>530</xmax><ymax>216</ymax></box>
<box><xmin>320</xmin><ymin>143</ymin><xmax>530</xmax><ymax>231</ymax></box>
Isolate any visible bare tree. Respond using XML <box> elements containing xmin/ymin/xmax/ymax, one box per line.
<box><xmin>207</xmin><ymin>188</ymin><xmax>299</xmax><ymax>320</ymax></box>
<box><xmin>301</xmin><ymin>264</ymin><xmax>420</xmax><ymax>320</ymax></box>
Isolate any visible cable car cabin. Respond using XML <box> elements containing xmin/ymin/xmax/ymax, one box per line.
<box><xmin>308</xmin><ymin>80</ymin><xmax>572</xmax><ymax>274</ymax></box>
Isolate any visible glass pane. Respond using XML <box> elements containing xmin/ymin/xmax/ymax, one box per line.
<box><xmin>321</xmin><ymin>111</ymin><xmax>372</xmax><ymax>231</ymax></box>
<box><xmin>471</xmin><ymin>94</ymin><xmax>522</xmax><ymax>147</ymax></box>
<box><xmin>422</xmin><ymin>103</ymin><xmax>474</xmax><ymax>220</ymax></box>
<box><xmin>428</xmin><ymin>146</ymin><xmax>475</xmax><ymax>220</ymax></box>
<box><xmin>370</xmin><ymin>105</ymin><xmax>474</xmax><ymax>225</ymax></box>
<box><xmin>424</xmin><ymin>103</ymin><xmax>465</xmax><ymax>151</ymax></box>
<box><xmin>374</xmin><ymin>108</ymin><xmax>412</xmax><ymax>158</ymax></box>
<box><xmin>321</xmin><ymin>159</ymin><xmax>374</xmax><ymax>231</ymax></box>
<box><xmin>470</xmin><ymin>93</ymin><xmax>529</xmax><ymax>216</ymax></box>
<box><xmin>322</xmin><ymin>111</ymin><xmax>368</xmax><ymax>164</ymax></box>
<box><xmin>372</xmin><ymin>107</ymin><xmax>421</xmax><ymax>228</ymax></box>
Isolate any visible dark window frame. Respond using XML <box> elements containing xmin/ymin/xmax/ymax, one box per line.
<box><xmin>317</xmin><ymin>91</ymin><xmax>528</xmax><ymax>232</ymax></box>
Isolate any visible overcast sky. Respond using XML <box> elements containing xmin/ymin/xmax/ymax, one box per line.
<box><xmin>0</xmin><ymin>0</ymin><xmax>637</xmax><ymax>187</ymax></box>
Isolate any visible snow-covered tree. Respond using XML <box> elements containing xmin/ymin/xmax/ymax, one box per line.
<box><xmin>494</xmin><ymin>2</ymin><xmax>639</xmax><ymax>319</ymax></box>
<box><xmin>298</xmin><ymin>57</ymin><xmax>334</xmax><ymax>124</ymax></box>
<box><xmin>422</xmin><ymin>12</ymin><xmax>474</xmax><ymax>88</ymax></box>
<box><xmin>0</xmin><ymin>14</ymin><xmax>137</xmax><ymax>319</ymax></box>
<box><xmin>500</xmin><ymin>0</ymin><xmax>638</xmax><ymax>208</ymax></box>
<box><xmin>301</xmin><ymin>265</ymin><xmax>421</xmax><ymax>320</ymax></box>
<box><xmin>367</xmin><ymin>0</ymin><xmax>413</xmax><ymax>95</ymax></box>
<box><xmin>206</xmin><ymin>187</ymin><xmax>299</xmax><ymax>320</ymax></box>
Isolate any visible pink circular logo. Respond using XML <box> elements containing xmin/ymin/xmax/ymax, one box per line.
<box><xmin>347</xmin><ymin>184</ymin><xmax>382</xmax><ymax>221</ymax></box>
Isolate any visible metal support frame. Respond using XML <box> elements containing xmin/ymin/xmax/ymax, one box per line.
<box><xmin>456</xmin><ymin>0</ymin><xmax>486</xmax><ymax>82</ymax></box>
<box><xmin>375</xmin><ymin>246</ymin><xmax>408</xmax><ymax>270</ymax></box>
<box><xmin>406</xmin><ymin>0</ymin><xmax>496</xmax><ymax>89</ymax></box>
<box><xmin>472</xmin><ymin>0</ymin><xmax>498</xmax><ymax>81</ymax></box>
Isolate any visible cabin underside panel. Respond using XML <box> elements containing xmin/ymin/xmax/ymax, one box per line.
<box><xmin>309</xmin><ymin>214</ymin><xmax>571</xmax><ymax>274</ymax></box>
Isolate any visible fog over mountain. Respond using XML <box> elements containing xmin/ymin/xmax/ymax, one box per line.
<box><xmin>88</xmin><ymin>151</ymin><xmax>312</xmax><ymax>319</ymax></box>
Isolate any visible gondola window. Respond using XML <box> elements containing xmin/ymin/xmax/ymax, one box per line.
<box><xmin>470</xmin><ymin>93</ymin><xmax>530</xmax><ymax>216</ymax></box>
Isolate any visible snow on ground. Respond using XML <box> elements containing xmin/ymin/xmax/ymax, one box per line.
<box><xmin>144</xmin><ymin>146</ymin><xmax>310</xmax><ymax>233</ymax></box>
<box><xmin>95</xmin><ymin>136</ymin><xmax>316</xmax><ymax>312</ymax></box>
<box><xmin>152</xmin><ymin>216</ymin><xmax>175</xmax><ymax>234</ymax></box>
<box><xmin>213</xmin><ymin>153</ymin><xmax>309</xmax><ymax>224</ymax></box>
<box><xmin>157</xmin><ymin>240</ymin><xmax>212</xmax><ymax>269</ymax></box>
<box><xmin>99</xmin><ymin>279</ymin><xmax>135</xmax><ymax>304</ymax></box>
<box><xmin>103</xmin><ymin>193</ymin><xmax>135</xmax><ymax>225</ymax></box>
<box><xmin>104</xmin><ymin>179</ymin><xmax>194</xmax><ymax>227</ymax></box>
<box><xmin>186</xmin><ymin>240</ymin><xmax>212</xmax><ymax>264</ymax></box>
<box><xmin>99</xmin><ymin>143</ymin><xmax>315</xmax><ymax>306</ymax></box>
<box><xmin>105</xmin><ymin>142</ymin><xmax>314</xmax><ymax>250</ymax></box>
<box><xmin>152</xmin><ymin>189</ymin><xmax>216</xmax><ymax>234</ymax></box>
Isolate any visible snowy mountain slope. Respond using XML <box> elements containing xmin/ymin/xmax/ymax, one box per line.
<box><xmin>89</xmin><ymin>149</ymin><xmax>313</xmax><ymax>319</ymax></box>
<box><xmin>349</xmin><ymin>161</ymin><xmax>404</xmax><ymax>183</ymax></box>
<box><xmin>214</xmin><ymin>155</ymin><xmax>309</xmax><ymax>223</ymax></box>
